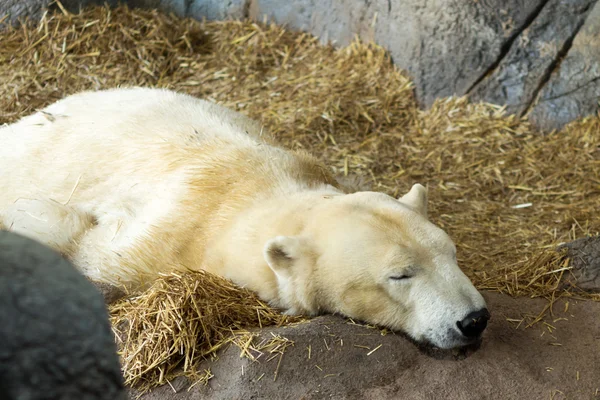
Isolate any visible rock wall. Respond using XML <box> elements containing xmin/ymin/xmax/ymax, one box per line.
<box><xmin>2</xmin><ymin>0</ymin><xmax>599</xmax><ymax>131</ymax></box>
<box><xmin>248</xmin><ymin>0</ymin><xmax>600</xmax><ymax>132</ymax></box>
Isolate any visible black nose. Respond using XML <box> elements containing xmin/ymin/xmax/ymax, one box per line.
<box><xmin>457</xmin><ymin>308</ymin><xmax>490</xmax><ymax>338</ymax></box>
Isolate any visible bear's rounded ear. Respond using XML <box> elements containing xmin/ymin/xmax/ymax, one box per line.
<box><xmin>264</xmin><ymin>236</ymin><xmax>308</xmax><ymax>277</ymax></box>
<box><xmin>398</xmin><ymin>183</ymin><xmax>428</xmax><ymax>218</ymax></box>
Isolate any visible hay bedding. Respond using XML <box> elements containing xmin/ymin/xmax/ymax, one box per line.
<box><xmin>1</xmin><ymin>4</ymin><xmax>599</xmax><ymax>390</ymax></box>
<box><xmin>109</xmin><ymin>271</ymin><xmax>301</xmax><ymax>390</ymax></box>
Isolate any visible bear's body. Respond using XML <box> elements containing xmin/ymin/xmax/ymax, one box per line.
<box><xmin>0</xmin><ymin>88</ymin><xmax>489</xmax><ymax>349</ymax></box>
<box><xmin>0</xmin><ymin>88</ymin><xmax>339</xmax><ymax>305</ymax></box>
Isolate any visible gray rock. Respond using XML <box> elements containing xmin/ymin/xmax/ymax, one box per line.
<box><xmin>188</xmin><ymin>0</ymin><xmax>247</xmax><ymax>21</ymax></box>
<box><xmin>559</xmin><ymin>235</ymin><xmax>600</xmax><ymax>293</ymax></box>
<box><xmin>0</xmin><ymin>0</ymin><xmax>51</xmax><ymax>27</ymax></box>
<box><xmin>529</xmin><ymin>1</ymin><xmax>600</xmax><ymax>131</ymax></box>
<box><xmin>468</xmin><ymin>0</ymin><xmax>597</xmax><ymax>121</ymax></box>
<box><xmin>250</xmin><ymin>0</ymin><xmax>548</xmax><ymax>107</ymax></box>
<box><xmin>248</xmin><ymin>0</ymin><xmax>369</xmax><ymax>46</ymax></box>
<box><xmin>248</xmin><ymin>0</ymin><xmax>600</xmax><ymax>129</ymax></box>
<box><xmin>0</xmin><ymin>231</ymin><xmax>125</xmax><ymax>400</ymax></box>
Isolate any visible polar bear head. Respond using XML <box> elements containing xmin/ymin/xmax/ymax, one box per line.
<box><xmin>264</xmin><ymin>184</ymin><xmax>489</xmax><ymax>349</ymax></box>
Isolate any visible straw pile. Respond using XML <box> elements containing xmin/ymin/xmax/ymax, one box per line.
<box><xmin>1</xmin><ymin>3</ymin><xmax>599</xmax><ymax>390</ymax></box>
<box><xmin>109</xmin><ymin>271</ymin><xmax>301</xmax><ymax>390</ymax></box>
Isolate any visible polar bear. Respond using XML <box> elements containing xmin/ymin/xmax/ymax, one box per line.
<box><xmin>0</xmin><ymin>87</ymin><xmax>489</xmax><ymax>349</ymax></box>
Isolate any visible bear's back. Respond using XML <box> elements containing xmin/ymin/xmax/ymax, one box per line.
<box><xmin>46</xmin><ymin>87</ymin><xmax>268</xmax><ymax>147</ymax></box>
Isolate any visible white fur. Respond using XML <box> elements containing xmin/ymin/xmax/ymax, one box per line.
<box><xmin>0</xmin><ymin>87</ymin><xmax>488</xmax><ymax>349</ymax></box>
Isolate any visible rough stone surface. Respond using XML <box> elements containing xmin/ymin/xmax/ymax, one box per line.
<box><xmin>2</xmin><ymin>0</ymin><xmax>600</xmax><ymax>130</ymax></box>
<box><xmin>530</xmin><ymin>1</ymin><xmax>600</xmax><ymax>131</ymax></box>
<box><xmin>188</xmin><ymin>0</ymin><xmax>247</xmax><ymax>21</ymax></box>
<box><xmin>0</xmin><ymin>0</ymin><xmax>51</xmax><ymax>27</ymax></box>
<box><xmin>133</xmin><ymin>292</ymin><xmax>600</xmax><ymax>400</ymax></box>
<box><xmin>469</xmin><ymin>0</ymin><xmax>597</xmax><ymax>118</ymax></box>
<box><xmin>0</xmin><ymin>231</ymin><xmax>126</xmax><ymax>400</ymax></box>
<box><xmin>560</xmin><ymin>235</ymin><xmax>600</xmax><ymax>292</ymax></box>
<box><xmin>248</xmin><ymin>0</ymin><xmax>372</xmax><ymax>47</ymax></box>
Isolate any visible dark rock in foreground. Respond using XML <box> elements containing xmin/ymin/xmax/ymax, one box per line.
<box><xmin>0</xmin><ymin>231</ymin><xmax>126</xmax><ymax>400</ymax></box>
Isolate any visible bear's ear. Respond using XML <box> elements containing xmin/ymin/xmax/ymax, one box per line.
<box><xmin>264</xmin><ymin>236</ymin><xmax>309</xmax><ymax>276</ymax></box>
<box><xmin>398</xmin><ymin>183</ymin><xmax>428</xmax><ymax>218</ymax></box>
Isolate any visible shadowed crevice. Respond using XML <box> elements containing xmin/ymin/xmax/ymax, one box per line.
<box><xmin>538</xmin><ymin>75</ymin><xmax>600</xmax><ymax>102</ymax></box>
<box><xmin>242</xmin><ymin>0</ymin><xmax>252</xmax><ymax>19</ymax></box>
<box><xmin>184</xmin><ymin>0</ymin><xmax>193</xmax><ymax>17</ymax></box>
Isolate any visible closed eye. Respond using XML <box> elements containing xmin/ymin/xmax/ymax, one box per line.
<box><xmin>389</xmin><ymin>275</ymin><xmax>411</xmax><ymax>281</ymax></box>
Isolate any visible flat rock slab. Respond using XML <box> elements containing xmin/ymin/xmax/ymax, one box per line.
<box><xmin>134</xmin><ymin>292</ymin><xmax>600</xmax><ymax>400</ymax></box>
